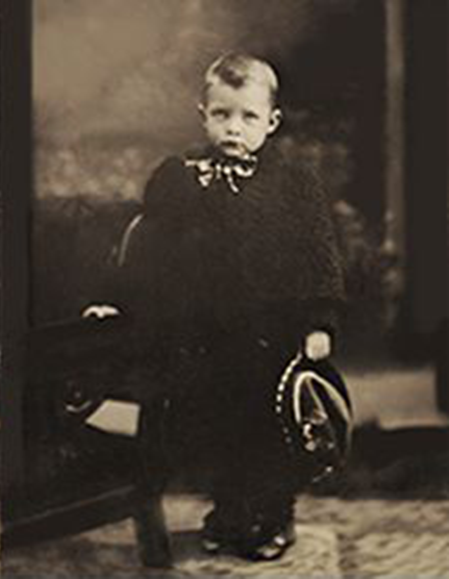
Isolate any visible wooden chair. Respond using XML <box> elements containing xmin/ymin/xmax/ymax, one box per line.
<box><xmin>2</xmin><ymin>310</ymin><xmax>173</xmax><ymax>568</ymax></box>
<box><xmin>2</xmin><ymin>213</ymin><xmax>177</xmax><ymax>566</ymax></box>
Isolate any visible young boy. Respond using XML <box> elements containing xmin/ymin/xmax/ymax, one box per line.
<box><xmin>90</xmin><ymin>53</ymin><xmax>345</xmax><ymax>561</ymax></box>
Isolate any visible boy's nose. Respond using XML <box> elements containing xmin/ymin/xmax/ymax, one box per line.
<box><xmin>226</xmin><ymin>117</ymin><xmax>242</xmax><ymax>135</ymax></box>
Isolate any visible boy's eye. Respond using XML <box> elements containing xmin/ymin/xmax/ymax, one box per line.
<box><xmin>210</xmin><ymin>108</ymin><xmax>229</xmax><ymax>120</ymax></box>
<box><xmin>243</xmin><ymin>111</ymin><xmax>260</xmax><ymax>121</ymax></box>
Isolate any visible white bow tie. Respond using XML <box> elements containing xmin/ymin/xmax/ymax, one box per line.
<box><xmin>185</xmin><ymin>155</ymin><xmax>258</xmax><ymax>194</ymax></box>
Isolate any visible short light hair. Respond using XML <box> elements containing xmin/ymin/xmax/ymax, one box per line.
<box><xmin>203</xmin><ymin>53</ymin><xmax>280</xmax><ymax>107</ymax></box>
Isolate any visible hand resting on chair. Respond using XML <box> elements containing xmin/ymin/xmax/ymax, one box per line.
<box><xmin>82</xmin><ymin>304</ymin><xmax>121</xmax><ymax>319</ymax></box>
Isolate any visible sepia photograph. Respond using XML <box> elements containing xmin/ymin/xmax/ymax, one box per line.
<box><xmin>1</xmin><ymin>0</ymin><xmax>448</xmax><ymax>577</ymax></box>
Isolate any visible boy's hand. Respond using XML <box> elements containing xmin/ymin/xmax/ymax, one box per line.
<box><xmin>82</xmin><ymin>305</ymin><xmax>120</xmax><ymax>319</ymax></box>
<box><xmin>304</xmin><ymin>331</ymin><xmax>332</xmax><ymax>361</ymax></box>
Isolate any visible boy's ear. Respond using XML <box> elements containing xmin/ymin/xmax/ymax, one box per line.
<box><xmin>267</xmin><ymin>108</ymin><xmax>282</xmax><ymax>135</ymax></box>
<box><xmin>198</xmin><ymin>102</ymin><xmax>206</xmax><ymax>121</ymax></box>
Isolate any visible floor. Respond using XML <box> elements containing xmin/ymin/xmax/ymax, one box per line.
<box><xmin>3</xmin><ymin>494</ymin><xmax>449</xmax><ymax>578</ymax></box>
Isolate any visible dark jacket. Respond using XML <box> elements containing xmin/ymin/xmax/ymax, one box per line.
<box><xmin>112</xmin><ymin>141</ymin><xmax>345</xmax><ymax>348</ymax></box>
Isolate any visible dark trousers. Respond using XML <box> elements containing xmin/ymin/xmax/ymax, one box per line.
<box><xmin>137</xmin><ymin>314</ymin><xmax>313</xmax><ymax>514</ymax></box>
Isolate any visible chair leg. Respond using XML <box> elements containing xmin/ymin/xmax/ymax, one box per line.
<box><xmin>133</xmin><ymin>493</ymin><xmax>172</xmax><ymax>568</ymax></box>
<box><xmin>133</xmin><ymin>396</ymin><xmax>173</xmax><ymax>567</ymax></box>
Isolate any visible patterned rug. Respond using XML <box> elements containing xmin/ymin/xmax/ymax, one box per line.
<box><xmin>3</xmin><ymin>495</ymin><xmax>449</xmax><ymax>578</ymax></box>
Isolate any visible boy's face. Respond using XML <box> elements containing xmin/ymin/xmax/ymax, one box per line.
<box><xmin>200</xmin><ymin>80</ymin><xmax>281</xmax><ymax>159</ymax></box>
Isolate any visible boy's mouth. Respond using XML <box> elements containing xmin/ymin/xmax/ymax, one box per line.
<box><xmin>220</xmin><ymin>140</ymin><xmax>247</xmax><ymax>156</ymax></box>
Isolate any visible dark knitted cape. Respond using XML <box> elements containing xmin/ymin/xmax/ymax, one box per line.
<box><xmin>113</xmin><ymin>142</ymin><xmax>345</xmax><ymax>347</ymax></box>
